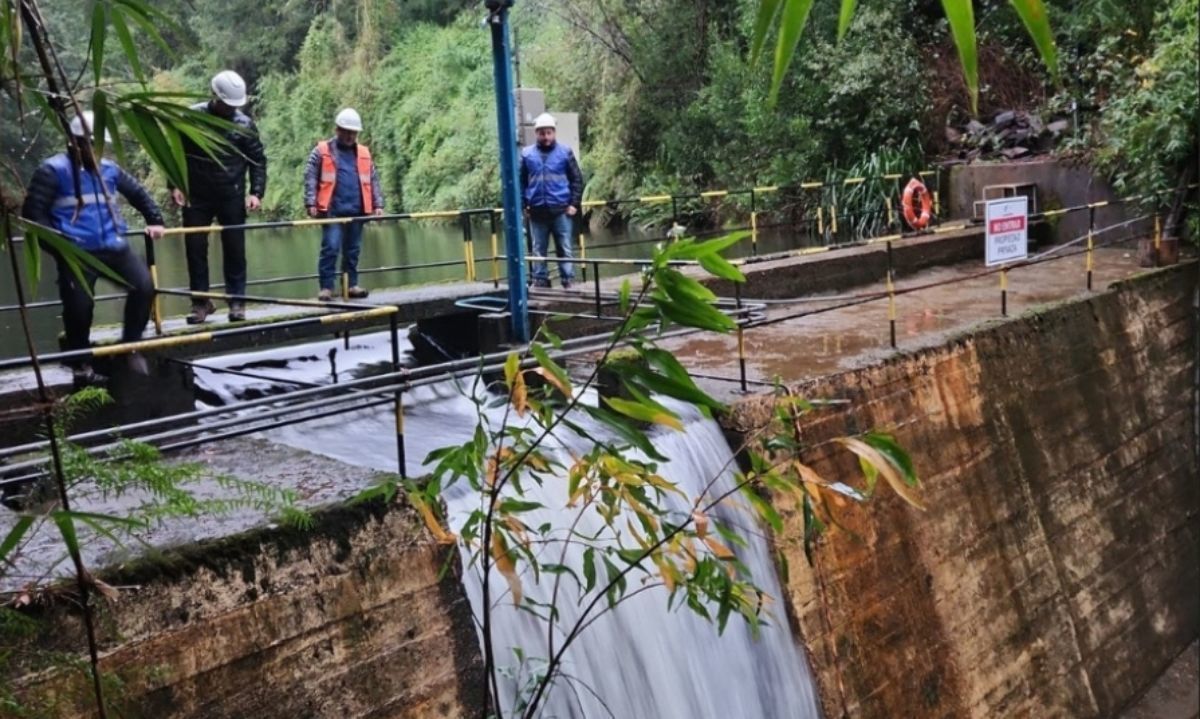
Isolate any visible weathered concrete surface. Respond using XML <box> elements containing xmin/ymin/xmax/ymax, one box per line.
<box><xmin>726</xmin><ymin>262</ymin><xmax>1199</xmax><ymax>718</ymax></box>
<box><xmin>1119</xmin><ymin>640</ymin><xmax>1199</xmax><ymax>719</ymax></box>
<box><xmin>945</xmin><ymin>159</ymin><xmax>1144</xmax><ymax>244</ymax></box>
<box><xmin>7</xmin><ymin>497</ymin><xmax>484</xmax><ymax>718</ymax></box>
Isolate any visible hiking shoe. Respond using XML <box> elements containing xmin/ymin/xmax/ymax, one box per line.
<box><xmin>532</xmin><ymin>278</ymin><xmax>551</xmax><ymax>289</ymax></box>
<box><xmin>72</xmin><ymin>364</ymin><xmax>108</xmax><ymax>389</ymax></box>
<box><xmin>228</xmin><ymin>302</ymin><xmax>246</xmax><ymax>322</ymax></box>
<box><xmin>347</xmin><ymin>286</ymin><xmax>369</xmax><ymax>299</ymax></box>
<box><xmin>561</xmin><ymin>280</ymin><xmax>574</xmax><ymax>290</ymax></box>
<box><xmin>318</xmin><ymin>289</ymin><xmax>333</xmax><ymax>302</ymax></box>
<box><xmin>125</xmin><ymin>352</ymin><xmax>150</xmax><ymax>376</ymax></box>
<box><xmin>186</xmin><ymin>300</ymin><xmax>217</xmax><ymax>325</ymax></box>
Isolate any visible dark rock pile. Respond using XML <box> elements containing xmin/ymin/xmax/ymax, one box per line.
<box><xmin>943</xmin><ymin>110</ymin><xmax>1071</xmax><ymax>163</ymax></box>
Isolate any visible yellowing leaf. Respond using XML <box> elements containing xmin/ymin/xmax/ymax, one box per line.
<box><xmin>536</xmin><ymin>367</ymin><xmax>573</xmax><ymax>397</ymax></box>
<box><xmin>491</xmin><ymin>531</ymin><xmax>523</xmax><ymax>605</ymax></box>
<box><xmin>511</xmin><ymin>370</ymin><xmax>528</xmax><ymax>417</ymax></box>
<box><xmin>704</xmin><ymin>536</ymin><xmax>735</xmax><ymax>561</ymax></box>
<box><xmin>692</xmin><ymin>510</ymin><xmax>710</xmax><ymax>539</ymax></box>
<box><xmin>412</xmin><ymin>495</ymin><xmax>457</xmax><ymax>544</ymax></box>
<box><xmin>836</xmin><ymin>438</ymin><xmax>925</xmax><ymax>510</ymax></box>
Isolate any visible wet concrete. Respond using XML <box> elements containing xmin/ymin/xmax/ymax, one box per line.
<box><xmin>663</xmin><ymin>247</ymin><xmax>1157</xmax><ymax>399</ymax></box>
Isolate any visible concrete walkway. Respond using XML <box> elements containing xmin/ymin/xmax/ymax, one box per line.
<box><xmin>662</xmin><ymin>247</ymin><xmax>1163</xmax><ymax>400</ymax></box>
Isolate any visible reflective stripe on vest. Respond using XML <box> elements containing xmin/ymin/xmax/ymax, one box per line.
<box><xmin>47</xmin><ymin>153</ymin><xmax>127</xmax><ymax>252</ymax></box>
<box><xmin>315</xmin><ymin>140</ymin><xmax>374</xmax><ymax>214</ymax></box>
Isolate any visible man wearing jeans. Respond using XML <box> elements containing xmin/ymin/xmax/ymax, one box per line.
<box><xmin>520</xmin><ymin>113</ymin><xmax>583</xmax><ymax>289</ymax></box>
<box><xmin>22</xmin><ymin>112</ymin><xmax>165</xmax><ymax>386</ymax></box>
<box><xmin>171</xmin><ymin>70</ymin><xmax>267</xmax><ymax>324</ymax></box>
<box><xmin>304</xmin><ymin>108</ymin><xmax>384</xmax><ymax>301</ymax></box>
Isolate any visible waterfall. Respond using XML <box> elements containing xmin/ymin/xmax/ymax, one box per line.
<box><xmin>193</xmin><ymin>333</ymin><xmax>823</xmax><ymax>718</ymax></box>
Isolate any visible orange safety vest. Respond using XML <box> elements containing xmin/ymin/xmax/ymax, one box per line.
<box><xmin>315</xmin><ymin>140</ymin><xmax>374</xmax><ymax>214</ymax></box>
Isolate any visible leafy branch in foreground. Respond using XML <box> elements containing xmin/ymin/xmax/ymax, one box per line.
<box><xmin>378</xmin><ymin>233</ymin><xmax>922</xmax><ymax>718</ymax></box>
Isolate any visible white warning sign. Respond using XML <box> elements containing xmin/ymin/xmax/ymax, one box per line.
<box><xmin>985</xmin><ymin>196</ymin><xmax>1029</xmax><ymax>267</ymax></box>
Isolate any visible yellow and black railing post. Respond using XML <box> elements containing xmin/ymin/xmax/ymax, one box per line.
<box><xmin>388</xmin><ymin>314</ymin><xmax>407</xmax><ymax>480</ymax></box>
<box><xmin>143</xmin><ymin>231</ymin><xmax>164</xmax><ymax>336</ymax></box>
<box><xmin>490</xmin><ymin>210</ymin><xmax>501</xmax><ymax>288</ymax></box>
<box><xmin>460</xmin><ymin>212</ymin><xmax>476</xmax><ymax>282</ymax></box>
<box><xmin>887</xmin><ymin>240</ymin><xmax>897</xmax><ymax>349</ymax></box>
<box><xmin>735</xmin><ymin>283</ymin><xmax>748</xmax><ymax>393</ymax></box>
<box><xmin>1087</xmin><ymin>205</ymin><xmax>1095</xmax><ymax>291</ymax></box>
<box><xmin>1000</xmin><ymin>268</ymin><xmax>1009</xmax><ymax>317</ymax></box>
<box><xmin>577</xmin><ymin>212</ymin><xmax>588</xmax><ymax>283</ymax></box>
<box><xmin>749</xmin><ymin>189</ymin><xmax>758</xmax><ymax>257</ymax></box>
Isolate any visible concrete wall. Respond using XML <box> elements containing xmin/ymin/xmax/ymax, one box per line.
<box><xmin>727</xmin><ymin>263</ymin><xmax>1198</xmax><ymax>718</ymax></box>
<box><xmin>945</xmin><ymin>159</ymin><xmax>1148</xmax><ymax>244</ymax></box>
<box><xmin>7</xmin><ymin>500</ymin><xmax>484</xmax><ymax>718</ymax></box>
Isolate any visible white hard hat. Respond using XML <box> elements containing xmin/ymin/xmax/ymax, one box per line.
<box><xmin>211</xmin><ymin>70</ymin><xmax>248</xmax><ymax>107</ymax></box>
<box><xmin>335</xmin><ymin>108</ymin><xmax>363</xmax><ymax>132</ymax></box>
<box><xmin>533</xmin><ymin>112</ymin><xmax>556</xmax><ymax>130</ymax></box>
<box><xmin>68</xmin><ymin>111</ymin><xmax>112</xmax><ymax>143</ymax></box>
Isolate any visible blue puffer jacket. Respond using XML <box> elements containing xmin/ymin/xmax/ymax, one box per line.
<box><xmin>22</xmin><ymin>153</ymin><xmax>163</xmax><ymax>252</ymax></box>
<box><xmin>520</xmin><ymin>142</ymin><xmax>583</xmax><ymax>211</ymax></box>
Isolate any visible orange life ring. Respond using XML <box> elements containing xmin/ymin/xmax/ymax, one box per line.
<box><xmin>901</xmin><ymin>178</ymin><xmax>933</xmax><ymax>230</ymax></box>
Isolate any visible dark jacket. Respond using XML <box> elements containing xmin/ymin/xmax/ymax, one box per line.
<box><xmin>175</xmin><ymin>101</ymin><xmax>267</xmax><ymax>203</ymax></box>
<box><xmin>23</xmin><ymin>154</ymin><xmax>163</xmax><ymax>251</ymax></box>
<box><xmin>519</xmin><ymin>141</ymin><xmax>583</xmax><ymax>214</ymax></box>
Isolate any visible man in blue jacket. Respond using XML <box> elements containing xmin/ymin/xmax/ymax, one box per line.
<box><xmin>22</xmin><ymin>112</ymin><xmax>166</xmax><ymax>386</ymax></box>
<box><xmin>519</xmin><ymin>113</ymin><xmax>583</xmax><ymax>289</ymax></box>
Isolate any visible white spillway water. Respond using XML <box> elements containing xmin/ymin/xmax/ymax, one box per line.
<box><xmin>193</xmin><ymin>336</ymin><xmax>824</xmax><ymax>717</ymax></box>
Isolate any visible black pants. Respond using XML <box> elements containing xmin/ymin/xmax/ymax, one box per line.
<box><xmin>183</xmin><ymin>197</ymin><xmax>246</xmax><ymax>302</ymax></box>
<box><xmin>54</xmin><ymin>244</ymin><xmax>153</xmax><ymax>356</ymax></box>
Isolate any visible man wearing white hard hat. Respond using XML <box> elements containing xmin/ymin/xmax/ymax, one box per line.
<box><xmin>22</xmin><ymin>111</ymin><xmax>165</xmax><ymax>386</ymax></box>
<box><xmin>170</xmin><ymin>70</ymin><xmax>267</xmax><ymax>324</ymax></box>
<box><xmin>519</xmin><ymin>112</ymin><xmax>583</xmax><ymax>289</ymax></box>
<box><xmin>303</xmin><ymin>108</ymin><xmax>384</xmax><ymax>301</ymax></box>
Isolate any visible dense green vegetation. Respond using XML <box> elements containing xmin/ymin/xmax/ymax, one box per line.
<box><xmin>3</xmin><ymin>0</ymin><xmax>1195</xmax><ymax>228</ymax></box>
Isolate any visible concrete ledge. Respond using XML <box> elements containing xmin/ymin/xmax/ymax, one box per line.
<box><xmin>6</xmin><ymin>497</ymin><xmax>485</xmax><ymax>718</ymax></box>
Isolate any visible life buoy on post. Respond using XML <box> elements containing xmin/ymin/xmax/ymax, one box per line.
<box><xmin>901</xmin><ymin>178</ymin><xmax>933</xmax><ymax>231</ymax></box>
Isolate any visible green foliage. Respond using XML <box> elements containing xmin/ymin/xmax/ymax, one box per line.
<box><xmin>1095</xmin><ymin>0</ymin><xmax>1198</xmax><ymax>228</ymax></box>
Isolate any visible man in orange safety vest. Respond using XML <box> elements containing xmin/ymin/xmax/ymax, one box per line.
<box><xmin>304</xmin><ymin>108</ymin><xmax>384</xmax><ymax>300</ymax></box>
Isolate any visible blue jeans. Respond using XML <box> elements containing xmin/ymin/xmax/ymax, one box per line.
<box><xmin>529</xmin><ymin>211</ymin><xmax>575</xmax><ymax>284</ymax></box>
<box><xmin>318</xmin><ymin>218</ymin><xmax>365</xmax><ymax>291</ymax></box>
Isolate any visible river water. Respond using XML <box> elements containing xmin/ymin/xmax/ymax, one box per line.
<box><xmin>0</xmin><ymin>217</ymin><xmax>811</xmax><ymax>357</ymax></box>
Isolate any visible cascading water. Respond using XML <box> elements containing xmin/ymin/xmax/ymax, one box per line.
<box><xmin>193</xmin><ymin>332</ymin><xmax>823</xmax><ymax>718</ymax></box>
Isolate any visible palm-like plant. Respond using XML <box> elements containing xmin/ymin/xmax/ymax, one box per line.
<box><xmin>753</xmin><ymin>0</ymin><xmax>1059</xmax><ymax>113</ymax></box>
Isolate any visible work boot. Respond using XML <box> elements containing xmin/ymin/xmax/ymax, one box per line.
<box><xmin>72</xmin><ymin>364</ymin><xmax>108</xmax><ymax>389</ymax></box>
<box><xmin>318</xmin><ymin>289</ymin><xmax>333</xmax><ymax>302</ymax></box>
<box><xmin>228</xmin><ymin>302</ymin><xmax>246</xmax><ymax>322</ymax></box>
<box><xmin>532</xmin><ymin>278</ymin><xmax>551</xmax><ymax>289</ymax></box>
<box><xmin>347</xmin><ymin>286</ymin><xmax>369</xmax><ymax>299</ymax></box>
<box><xmin>561</xmin><ymin>279</ymin><xmax>574</xmax><ymax>290</ymax></box>
<box><xmin>186</xmin><ymin>300</ymin><xmax>217</xmax><ymax>325</ymax></box>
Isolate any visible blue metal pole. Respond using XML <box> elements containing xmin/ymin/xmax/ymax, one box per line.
<box><xmin>487</xmin><ymin>1</ymin><xmax>529</xmax><ymax>342</ymax></box>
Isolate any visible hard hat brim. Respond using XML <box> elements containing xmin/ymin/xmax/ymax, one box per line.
<box><xmin>220</xmin><ymin>96</ymin><xmax>247</xmax><ymax>108</ymax></box>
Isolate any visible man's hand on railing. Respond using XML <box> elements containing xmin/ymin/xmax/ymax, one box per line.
<box><xmin>145</xmin><ymin>225</ymin><xmax>165</xmax><ymax>240</ymax></box>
